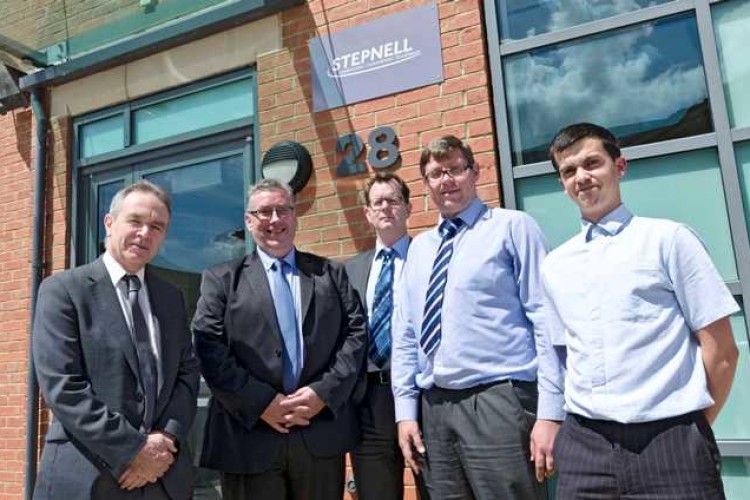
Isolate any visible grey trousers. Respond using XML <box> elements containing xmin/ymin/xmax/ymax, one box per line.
<box><xmin>420</xmin><ymin>380</ymin><xmax>543</xmax><ymax>500</ymax></box>
<box><xmin>554</xmin><ymin>412</ymin><xmax>725</xmax><ymax>499</ymax></box>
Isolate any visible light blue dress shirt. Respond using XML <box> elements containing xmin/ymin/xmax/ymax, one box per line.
<box><xmin>392</xmin><ymin>197</ymin><xmax>561</xmax><ymax>422</ymax></box>
<box><xmin>541</xmin><ymin>205</ymin><xmax>739</xmax><ymax>423</ymax></box>
<box><xmin>257</xmin><ymin>247</ymin><xmax>305</xmax><ymax>367</ymax></box>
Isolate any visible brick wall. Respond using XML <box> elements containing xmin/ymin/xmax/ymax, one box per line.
<box><xmin>258</xmin><ymin>0</ymin><xmax>499</xmax><ymax>262</ymax></box>
<box><xmin>0</xmin><ymin>108</ymin><xmax>33</xmax><ymax>499</ymax></box>
<box><xmin>0</xmin><ymin>102</ymin><xmax>70</xmax><ymax>497</ymax></box>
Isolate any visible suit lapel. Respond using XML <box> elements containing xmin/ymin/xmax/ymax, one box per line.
<box><xmin>298</xmin><ymin>253</ymin><xmax>314</xmax><ymax>332</ymax></box>
<box><xmin>87</xmin><ymin>259</ymin><xmax>140</xmax><ymax>382</ymax></box>
<box><xmin>354</xmin><ymin>249</ymin><xmax>375</xmax><ymax>309</ymax></box>
<box><xmin>146</xmin><ymin>269</ymin><xmax>173</xmax><ymax>412</ymax></box>
<box><xmin>242</xmin><ymin>253</ymin><xmax>281</xmax><ymax>338</ymax></box>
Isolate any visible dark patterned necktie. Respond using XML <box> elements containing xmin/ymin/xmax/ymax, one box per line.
<box><xmin>123</xmin><ymin>275</ymin><xmax>158</xmax><ymax>430</ymax></box>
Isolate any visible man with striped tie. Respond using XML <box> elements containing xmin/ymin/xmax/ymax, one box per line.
<box><xmin>391</xmin><ymin>136</ymin><xmax>562</xmax><ymax>500</ymax></box>
<box><xmin>346</xmin><ymin>173</ymin><xmax>429</xmax><ymax>500</ymax></box>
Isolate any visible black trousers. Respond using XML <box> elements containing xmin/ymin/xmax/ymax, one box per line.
<box><xmin>420</xmin><ymin>380</ymin><xmax>543</xmax><ymax>500</ymax></box>
<box><xmin>351</xmin><ymin>371</ymin><xmax>429</xmax><ymax>500</ymax></box>
<box><xmin>220</xmin><ymin>432</ymin><xmax>344</xmax><ymax>500</ymax></box>
<box><xmin>554</xmin><ymin>412</ymin><xmax>725</xmax><ymax>499</ymax></box>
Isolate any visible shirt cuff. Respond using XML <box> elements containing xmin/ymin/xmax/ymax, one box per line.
<box><xmin>394</xmin><ymin>396</ymin><xmax>419</xmax><ymax>422</ymax></box>
<box><xmin>536</xmin><ymin>390</ymin><xmax>566</xmax><ymax>422</ymax></box>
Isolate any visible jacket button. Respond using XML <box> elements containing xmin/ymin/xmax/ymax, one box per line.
<box><xmin>275</xmin><ymin>349</ymin><xmax>282</xmax><ymax>358</ymax></box>
<box><xmin>135</xmin><ymin>392</ymin><xmax>144</xmax><ymax>402</ymax></box>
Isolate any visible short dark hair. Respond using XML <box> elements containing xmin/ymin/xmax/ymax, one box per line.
<box><xmin>246</xmin><ymin>178</ymin><xmax>294</xmax><ymax>210</ymax></box>
<box><xmin>363</xmin><ymin>172</ymin><xmax>410</xmax><ymax>206</ymax></box>
<box><xmin>109</xmin><ymin>180</ymin><xmax>171</xmax><ymax>218</ymax></box>
<box><xmin>548</xmin><ymin>123</ymin><xmax>621</xmax><ymax>171</ymax></box>
<box><xmin>419</xmin><ymin>135</ymin><xmax>475</xmax><ymax>177</ymax></box>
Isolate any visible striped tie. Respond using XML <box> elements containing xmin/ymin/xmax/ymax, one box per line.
<box><xmin>420</xmin><ymin>218</ymin><xmax>463</xmax><ymax>357</ymax></box>
<box><xmin>369</xmin><ymin>248</ymin><xmax>395</xmax><ymax>367</ymax></box>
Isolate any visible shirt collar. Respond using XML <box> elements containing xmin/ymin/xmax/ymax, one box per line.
<box><xmin>375</xmin><ymin>234</ymin><xmax>409</xmax><ymax>261</ymax></box>
<box><xmin>102</xmin><ymin>251</ymin><xmax>145</xmax><ymax>287</ymax></box>
<box><xmin>257</xmin><ymin>246</ymin><xmax>297</xmax><ymax>272</ymax></box>
<box><xmin>581</xmin><ymin>204</ymin><xmax>633</xmax><ymax>242</ymax></box>
<box><xmin>439</xmin><ymin>197</ymin><xmax>486</xmax><ymax>232</ymax></box>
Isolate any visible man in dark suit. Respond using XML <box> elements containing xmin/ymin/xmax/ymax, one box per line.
<box><xmin>192</xmin><ymin>178</ymin><xmax>367</xmax><ymax>500</ymax></box>
<box><xmin>345</xmin><ymin>173</ymin><xmax>429</xmax><ymax>500</ymax></box>
<box><xmin>33</xmin><ymin>180</ymin><xmax>200</xmax><ymax>500</ymax></box>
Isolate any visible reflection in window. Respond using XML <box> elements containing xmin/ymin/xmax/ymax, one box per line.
<box><xmin>146</xmin><ymin>154</ymin><xmax>246</xmax><ymax>273</ymax></box>
<box><xmin>497</xmin><ymin>0</ymin><xmax>674</xmax><ymax>41</ymax></box>
<box><xmin>736</xmin><ymin>141</ymin><xmax>750</xmax><ymax>241</ymax></box>
<box><xmin>96</xmin><ymin>181</ymin><xmax>124</xmax><ymax>254</ymax></box>
<box><xmin>714</xmin><ymin>0</ymin><xmax>750</xmax><ymax>129</ymax></box>
<box><xmin>517</xmin><ymin>149</ymin><xmax>736</xmax><ymax>280</ymax></box>
<box><xmin>145</xmin><ymin>154</ymin><xmax>246</xmax><ymax>315</ymax></box>
<box><xmin>504</xmin><ymin>13</ymin><xmax>712</xmax><ymax>165</ymax></box>
<box><xmin>713</xmin><ymin>307</ymin><xmax>750</xmax><ymax>441</ymax></box>
<box><xmin>80</xmin><ymin>115</ymin><xmax>125</xmax><ymax>159</ymax></box>
<box><xmin>134</xmin><ymin>78</ymin><xmax>254</xmax><ymax>144</ymax></box>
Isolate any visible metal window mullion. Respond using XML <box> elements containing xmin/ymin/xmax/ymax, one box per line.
<box><xmin>483</xmin><ymin>0</ymin><xmax>518</xmax><ymax>208</ymax></box>
<box><xmin>513</xmin><ymin>133</ymin><xmax>719</xmax><ymax>179</ymax></box>
<box><xmin>499</xmin><ymin>0</ymin><xmax>696</xmax><ymax>56</ymax></box>
<box><xmin>717</xmin><ymin>440</ymin><xmax>750</xmax><ymax>457</ymax></box>
<box><xmin>695</xmin><ymin>0</ymin><xmax>750</xmax><ymax>338</ymax></box>
<box><xmin>732</xmin><ymin>127</ymin><xmax>750</xmax><ymax>143</ymax></box>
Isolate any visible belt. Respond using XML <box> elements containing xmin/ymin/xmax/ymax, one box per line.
<box><xmin>367</xmin><ymin>370</ymin><xmax>390</xmax><ymax>385</ymax></box>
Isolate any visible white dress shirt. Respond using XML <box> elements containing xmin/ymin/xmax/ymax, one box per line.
<box><xmin>541</xmin><ymin>205</ymin><xmax>739</xmax><ymax>423</ymax></box>
<box><xmin>102</xmin><ymin>251</ymin><xmax>163</xmax><ymax>390</ymax></box>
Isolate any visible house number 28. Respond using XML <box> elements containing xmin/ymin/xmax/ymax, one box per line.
<box><xmin>336</xmin><ymin>126</ymin><xmax>401</xmax><ymax>176</ymax></box>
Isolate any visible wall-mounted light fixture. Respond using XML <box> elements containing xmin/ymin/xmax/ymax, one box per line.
<box><xmin>261</xmin><ymin>141</ymin><xmax>313</xmax><ymax>194</ymax></box>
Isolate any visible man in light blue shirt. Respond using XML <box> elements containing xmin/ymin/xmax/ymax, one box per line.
<box><xmin>391</xmin><ymin>135</ymin><xmax>562</xmax><ymax>499</ymax></box>
<box><xmin>541</xmin><ymin>123</ymin><xmax>739</xmax><ymax>499</ymax></box>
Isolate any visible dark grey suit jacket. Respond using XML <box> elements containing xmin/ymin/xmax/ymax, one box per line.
<box><xmin>32</xmin><ymin>258</ymin><xmax>200</xmax><ymax>500</ymax></box>
<box><xmin>192</xmin><ymin>250</ymin><xmax>367</xmax><ymax>474</ymax></box>
<box><xmin>345</xmin><ymin>241</ymin><xmax>410</xmax><ymax>372</ymax></box>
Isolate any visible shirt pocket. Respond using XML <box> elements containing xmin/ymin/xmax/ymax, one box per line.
<box><xmin>605</xmin><ymin>267</ymin><xmax>665</xmax><ymax>322</ymax></box>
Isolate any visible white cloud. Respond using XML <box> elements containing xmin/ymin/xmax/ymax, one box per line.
<box><xmin>506</xmin><ymin>18</ymin><xmax>706</xmax><ymax>150</ymax></box>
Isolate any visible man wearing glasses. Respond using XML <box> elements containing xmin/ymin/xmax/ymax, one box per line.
<box><xmin>391</xmin><ymin>136</ymin><xmax>562</xmax><ymax>499</ymax></box>
<box><xmin>345</xmin><ymin>173</ymin><xmax>429</xmax><ymax>500</ymax></box>
<box><xmin>192</xmin><ymin>178</ymin><xmax>367</xmax><ymax>500</ymax></box>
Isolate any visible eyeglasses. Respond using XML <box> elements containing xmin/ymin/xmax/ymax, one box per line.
<box><xmin>248</xmin><ymin>206</ymin><xmax>295</xmax><ymax>221</ymax></box>
<box><xmin>424</xmin><ymin>164</ymin><xmax>472</xmax><ymax>181</ymax></box>
<box><xmin>369</xmin><ymin>197</ymin><xmax>404</xmax><ymax>209</ymax></box>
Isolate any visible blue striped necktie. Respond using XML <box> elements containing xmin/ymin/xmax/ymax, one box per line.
<box><xmin>270</xmin><ymin>259</ymin><xmax>300</xmax><ymax>393</ymax></box>
<box><xmin>369</xmin><ymin>248</ymin><xmax>396</xmax><ymax>367</ymax></box>
<box><xmin>420</xmin><ymin>218</ymin><xmax>463</xmax><ymax>357</ymax></box>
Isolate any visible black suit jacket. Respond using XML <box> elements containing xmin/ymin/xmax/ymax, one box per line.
<box><xmin>192</xmin><ymin>250</ymin><xmax>367</xmax><ymax>474</ymax></box>
<box><xmin>32</xmin><ymin>258</ymin><xmax>200</xmax><ymax>500</ymax></box>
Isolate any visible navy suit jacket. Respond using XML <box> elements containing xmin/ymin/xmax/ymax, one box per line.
<box><xmin>192</xmin><ymin>250</ymin><xmax>367</xmax><ymax>474</ymax></box>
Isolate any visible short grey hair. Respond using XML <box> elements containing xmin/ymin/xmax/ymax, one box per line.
<box><xmin>246</xmin><ymin>178</ymin><xmax>294</xmax><ymax>209</ymax></box>
<box><xmin>109</xmin><ymin>180</ymin><xmax>172</xmax><ymax>218</ymax></box>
